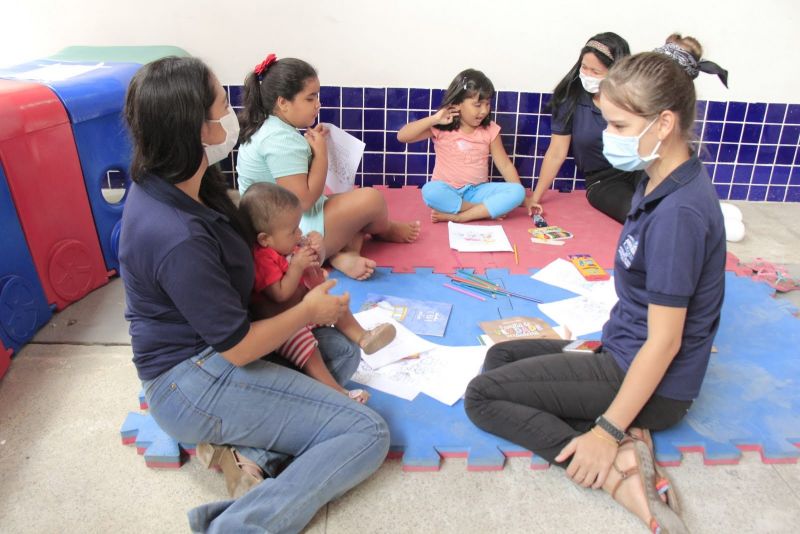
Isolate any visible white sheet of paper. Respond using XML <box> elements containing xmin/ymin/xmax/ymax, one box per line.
<box><xmin>416</xmin><ymin>345</ymin><xmax>488</xmax><ymax>405</ymax></box>
<box><xmin>320</xmin><ymin>122</ymin><xmax>365</xmax><ymax>194</ymax></box>
<box><xmin>6</xmin><ymin>63</ymin><xmax>106</xmax><ymax>82</ymax></box>
<box><xmin>532</xmin><ymin>258</ymin><xmax>616</xmax><ymax>297</ymax></box>
<box><xmin>447</xmin><ymin>222</ymin><xmax>513</xmax><ymax>252</ymax></box>
<box><xmin>353</xmin><ymin>344</ymin><xmax>488</xmax><ymax>405</ymax></box>
<box><xmin>537</xmin><ymin>295</ymin><xmax>616</xmax><ymax>338</ymax></box>
<box><xmin>351</xmin><ymin>360</ymin><xmax>419</xmax><ymax>401</ymax></box>
<box><xmin>353</xmin><ymin>307</ymin><xmax>438</xmax><ymax>369</ymax></box>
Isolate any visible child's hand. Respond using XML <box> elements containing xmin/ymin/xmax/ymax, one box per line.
<box><xmin>524</xmin><ymin>195</ymin><xmax>543</xmax><ymax>216</ymax></box>
<box><xmin>312</xmin><ymin>123</ymin><xmax>329</xmax><ymax>137</ymax></box>
<box><xmin>304</xmin><ymin>126</ymin><xmax>328</xmax><ymax>157</ymax></box>
<box><xmin>433</xmin><ymin>105</ymin><xmax>459</xmax><ymax>126</ymax></box>
<box><xmin>303</xmin><ymin>232</ymin><xmax>326</xmax><ymax>262</ymax></box>
<box><xmin>290</xmin><ymin>246</ymin><xmax>320</xmax><ymax>270</ymax></box>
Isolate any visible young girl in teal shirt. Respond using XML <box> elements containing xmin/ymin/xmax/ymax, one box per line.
<box><xmin>237</xmin><ymin>54</ymin><xmax>420</xmax><ymax>280</ymax></box>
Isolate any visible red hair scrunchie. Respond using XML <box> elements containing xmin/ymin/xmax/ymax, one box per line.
<box><xmin>254</xmin><ymin>53</ymin><xmax>278</xmax><ymax>77</ymax></box>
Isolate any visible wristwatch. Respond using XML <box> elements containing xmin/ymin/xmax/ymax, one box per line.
<box><xmin>594</xmin><ymin>415</ymin><xmax>626</xmax><ymax>443</ymax></box>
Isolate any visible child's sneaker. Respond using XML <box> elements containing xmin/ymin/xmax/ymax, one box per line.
<box><xmin>359</xmin><ymin>323</ymin><xmax>396</xmax><ymax>354</ymax></box>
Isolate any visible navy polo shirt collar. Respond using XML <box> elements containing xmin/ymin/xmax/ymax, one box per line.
<box><xmin>578</xmin><ymin>91</ymin><xmax>602</xmax><ymax>116</ymax></box>
<box><xmin>629</xmin><ymin>155</ymin><xmax>702</xmax><ymax>216</ymax></box>
<box><xmin>138</xmin><ymin>174</ymin><xmax>228</xmax><ymax>223</ymax></box>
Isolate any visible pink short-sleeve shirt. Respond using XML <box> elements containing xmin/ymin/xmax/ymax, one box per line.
<box><xmin>430</xmin><ymin>121</ymin><xmax>501</xmax><ymax>188</ymax></box>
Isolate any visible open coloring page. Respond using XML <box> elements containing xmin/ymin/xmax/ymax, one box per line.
<box><xmin>537</xmin><ymin>294</ymin><xmax>615</xmax><ymax>338</ymax></box>
<box><xmin>532</xmin><ymin>258</ymin><xmax>616</xmax><ymax>298</ymax></box>
<box><xmin>353</xmin><ymin>307</ymin><xmax>438</xmax><ymax>369</ymax></box>
<box><xmin>447</xmin><ymin>222</ymin><xmax>513</xmax><ymax>252</ymax></box>
<box><xmin>320</xmin><ymin>122</ymin><xmax>365</xmax><ymax>194</ymax></box>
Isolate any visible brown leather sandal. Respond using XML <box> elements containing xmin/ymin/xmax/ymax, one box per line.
<box><xmin>610</xmin><ymin>440</ymin><xmax>689</xmax><ymax>534</ymax></box>
<box><xmin>359</xmin><ymin>323</ymin><xmax>397</xmax><ymax>354</ymax></box>
<box><xmin>197</xmin><ymin>443</ymin><xmax>264</xmax><ymax>499</ymax></box>
<box><xmin>633</xmin><ymin>429</ymin><xmax>681</xmax><ymax>514</ymax></box>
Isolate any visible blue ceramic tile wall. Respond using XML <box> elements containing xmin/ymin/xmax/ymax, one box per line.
<box><xmin>223</xmin><ymin>85</ymin><xmax>800</xmax><ymax>202</ymax></box>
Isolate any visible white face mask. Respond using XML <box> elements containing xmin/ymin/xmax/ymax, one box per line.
<box><xmin>203</xmin><ymin>105</ymin><xmax>240</xmax><ymax>165</ymax></box>
<box><xmin>579</xmin><ymin>72</ymin><xmax>602</xmax><ymax>94</ymax></box>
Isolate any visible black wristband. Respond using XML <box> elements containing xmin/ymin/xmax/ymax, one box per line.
<box><xmin>594</xmin><ymin>415</ymin><xmax>625</xmax><ymax>443</ymax></box>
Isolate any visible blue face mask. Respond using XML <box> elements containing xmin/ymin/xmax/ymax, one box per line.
<box><xmin>602</xmin><ymin>118</ymin><xmax>661</xmax><ymax>172</ymax></box>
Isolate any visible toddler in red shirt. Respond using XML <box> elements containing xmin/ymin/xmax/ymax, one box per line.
<box><xmin>240</xmin><ymin>182</ymin><xmax>396</xmax><ymax>402</ymax></box>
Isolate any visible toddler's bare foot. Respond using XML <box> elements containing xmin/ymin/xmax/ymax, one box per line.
<box><xmin>329</xmin><ymin>251</ymin><xmax>376</xmax><ymax>280</ymax></box>
<box><xmin>347</xmin><ymin>388</ymin><xmax>371</xmax><ymax>404</ymax></box>
<box><xmin>377</xmin><ymin>220</ymin><xmax>421</xmax><ymax>242</ymax></box>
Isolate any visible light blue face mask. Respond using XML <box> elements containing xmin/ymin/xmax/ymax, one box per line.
<box><xmin>602</xmin><ymin>118</ymin><xmax>661</xmax><ymax>172</ymax></box>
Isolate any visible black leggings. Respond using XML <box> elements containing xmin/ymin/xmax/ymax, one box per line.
<box><xmin>464</xmin><ymin>339</ymin><xmax>692</xmax><ymax>467</ymax></box>
<box><xmin>584</xmin><ymin>168</ymin><xmax>644</xmax><ymax>223</ymax></box>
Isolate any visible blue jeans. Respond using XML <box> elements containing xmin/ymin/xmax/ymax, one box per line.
<box><xmin>421</xmin><ymin>180</ymin><xmax>525</xmax><ymax>219</ymax></box>
<box><xmin>142</xmin><ymin>326</ymin><xmax>390</xmax><ymax>533</ymax></box>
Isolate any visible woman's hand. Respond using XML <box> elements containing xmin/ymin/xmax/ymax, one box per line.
<box><xmin>555</xmin><ymin>430</ymin><xmax>618</xmax><ymax>489</ymax></box>
<box><xmin>433</xmin><ymin>105</ymin><xmax>459</xmax><ymax>126</ymax></box>
<box><xmin>302</xmin><ymin>279</ymin><xmax>348</xmax><ymax>325</ymax></box>
<box><xmin>304</xmin><ymin>126</ymin><xmax>328</xmax><ymax>157</ymax></box>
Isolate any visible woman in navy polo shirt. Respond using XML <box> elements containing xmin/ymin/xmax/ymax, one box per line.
<box><xmin>120</xmin><ymin>57</ymin><xmax>389</xmax><ymax>533</ymax></box>
<box><xmin>466</xmin><ymin>44</ymin><xmax>725</xmax><ymax>533</ymax></box>
<box><xmin>528</xmin><ymin>32</ymin><xmax>639</xmax><ymax>223</ymax></box>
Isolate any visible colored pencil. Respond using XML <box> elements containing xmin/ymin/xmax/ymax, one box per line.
<box><xmin>447</xmin><ymin>272</ymin><xmax>542</xmax><ymax>303</ymax></box>
<box><xmin>442</xmin><ymin>283</ymin><xmax>486</xmax><ymax>301</ymax></box>
<box><xmin>451</xmin><ymin>279</ymin><xmax>497</xmax><ymax>298</ymax></box>
<box><xmin>513</xmin><ymin>244</ymin><xmax>519</xmax><ymax>265</ymax></box>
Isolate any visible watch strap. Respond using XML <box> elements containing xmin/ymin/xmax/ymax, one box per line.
<box><xmin>594</xmin><ymin>415</ymin><xmax>625</xmax><ymax>443</ymax></box>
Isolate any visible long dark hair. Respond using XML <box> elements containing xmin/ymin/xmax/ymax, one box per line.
<box><xmin>239</xmin><ymin>57</ymin><xmax>318</xmax><ymax>144</ymax></box>
<box><xmin>550</xmin><ymin>32</ymin><xmax>630</xmax><ymax>125</ymax></box>
<box><xmin>434</xmin><ymin>68</ymin><xmax>494</xmax><ymax>132</ymax></box>
<box><xmin>124</xmin><ymin>56</ymin><xmax>243</xmax><ymax>231</ymax></box>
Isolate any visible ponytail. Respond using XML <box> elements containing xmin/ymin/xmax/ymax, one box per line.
<box><xmin>238</xmin><ymin>55</ymin><xmax>318</xmax><ymax>145</ymax></box>
<box><xmin>239</xmin><ymin>70</ymin><xmax>269</xmax><ymax>144</ymax></box>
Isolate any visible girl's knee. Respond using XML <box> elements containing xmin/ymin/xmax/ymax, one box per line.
<box><xmin>422</xmin><ymin>181</ymin><xmax>458</xmax><ymax>212</ymax></box>
<box><xmin>509</xmin><ymin>183</ymin><xmax>526</xmax><ymax>204</ymax></box>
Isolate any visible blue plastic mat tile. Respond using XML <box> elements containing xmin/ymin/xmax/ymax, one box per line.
<box><xmin>121</xmin><ymin>269</ymin><xmax>799</xmax><ymax>470</ymax></box>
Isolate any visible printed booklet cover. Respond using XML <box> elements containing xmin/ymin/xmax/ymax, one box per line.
<box><xmin>479</xmin><ymin>316</ymin><xmax>561</xmax><ymax>344</ymax></box>
<box><xmin>528</xmin><ymin>226</ymin><xmax>573</xmax><ymax>241</ymax></box>
<box><xmin>360</xmin><ymin>294</ymin><xmax>452</xmax><ymax>337</ymax></box>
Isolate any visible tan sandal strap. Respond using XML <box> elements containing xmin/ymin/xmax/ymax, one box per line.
<box><xmin>610</xmin><ymin>463</ymin><xmax>640</xmax><ymax>500</ymax></box>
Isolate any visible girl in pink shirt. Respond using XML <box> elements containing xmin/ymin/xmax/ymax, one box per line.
<box><xmin>398</xmin><ymin>69</ymin><xmax>532</xmax><ymax>222</ymax></box>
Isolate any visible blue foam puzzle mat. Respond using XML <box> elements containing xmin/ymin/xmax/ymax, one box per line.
<box><xmin>120</xmin><ymin>269</ymin><xmax>799</xmax><ymax>470</ymax></box>
<box><xmin>120</xmin><ymin>412</ymin><xmax>195</xmax><ymax>468</ymax></box>
<box><xmin>651</xmin><ymin>273</ymin><xmax>800</xmax><ymax>465</ymax></box>
<box><xmin>332</xmin><ymin>269</ymin><xmax>800</xmax><ymax>468</ymax></box>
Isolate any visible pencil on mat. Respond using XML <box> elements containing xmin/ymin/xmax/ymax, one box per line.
<box><xmin>442</xmin><ymin>283</ymin><xmax>486</xmax><ymax>301</ymax></box>
<box><xmin>514</xmin><ymin>244</ymin><xmax>519</xmax><ymax>265</ymax></box>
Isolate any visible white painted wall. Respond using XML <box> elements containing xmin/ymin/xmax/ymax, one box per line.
<box><xmin>2</xmin><ymin>0</ymin><xmax>798</xmax><ymax>103</ymax></box>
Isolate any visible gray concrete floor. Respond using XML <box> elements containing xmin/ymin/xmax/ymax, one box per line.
<box><xmin>1</xmin><ymin>201</ymin><xmax>798</xmax><ymax>533</ymax></box>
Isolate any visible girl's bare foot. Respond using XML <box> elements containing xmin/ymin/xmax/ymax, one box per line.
<box><xmin>431</xmin><ymin>209</ymin><xmax>460</xmax><ymax>223</ymax></box>
<box><xmin>329</xmin><ymin>251</ymin><xmax>376</xmax><ymax>280</ymax></box>
<box><xmin>377</xmin><ymin>220</ymin><xmax>421</xmax><ymax>242</ymax></box>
